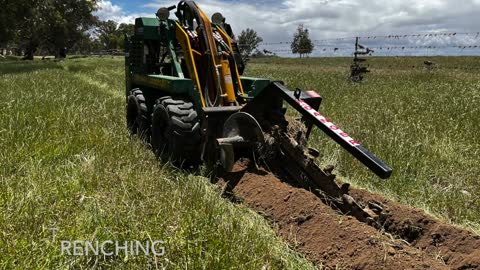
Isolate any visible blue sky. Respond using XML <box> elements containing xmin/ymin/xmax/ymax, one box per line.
<box><xmin>96</xmin><ymin>0</ymin><xmax>480</xmax><ymax>56</ymax></box>
<box><xmin>111</xmin><ymin>1</ymin><xmax>147</xmax><ymax>13</ymax></box>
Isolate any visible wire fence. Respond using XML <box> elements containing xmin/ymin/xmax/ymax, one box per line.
<box><xmin>245</xmin><ymin>31</ymin><xmax>480</xmax><ymax>57</ymax></box>
<box><xmin>258</xmin><ymin>32</ymin><xmax>480</xmax><ymax>45</ymax></box>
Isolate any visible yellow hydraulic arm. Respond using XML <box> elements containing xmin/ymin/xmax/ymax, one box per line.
<box><xmin>176</xmin><ymin>1</ymin><xmax>242</xmax><ymax>107</ymax></box>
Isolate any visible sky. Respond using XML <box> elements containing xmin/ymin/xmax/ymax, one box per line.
<box><xmin>95</xmin><ymin>0</ymin><xmax>480</xmax><ymax>57</ymax></box>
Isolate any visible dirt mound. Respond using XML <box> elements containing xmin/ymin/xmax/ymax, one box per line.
<box><xmin>350</xmin><ymin>189</ymin><xmax>480</xmax><ymax>269</ymax></box>
<box><xmin>219</xmin><ymin>159</ymin><xmax>479</xmax><ymax>269</ymax></box>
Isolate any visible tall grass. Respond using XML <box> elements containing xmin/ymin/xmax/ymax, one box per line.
<box><xmin>0</xmin><ymin>58</ymin><xmax>315</xmax><ymax>269</ymax></box>
<box><xmin>247</xmin><ymin>57</ymin><xmax>480</xmax><ymax>233</ymax></box>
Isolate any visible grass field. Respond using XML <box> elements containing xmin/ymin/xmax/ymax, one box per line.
<box><xmin>0</xmin><ymin>58</ymin><xmax>315</xmax><ymax>269</ymax></box>
<box><xmin>0</xmin><ymin>56</ymin><xmax>478</xmax><ymax>268</ymax></box>
<box><xmin>247</xmin><ymin>56</ymin><xmax>480</xmax><ymax>233</ymax></box>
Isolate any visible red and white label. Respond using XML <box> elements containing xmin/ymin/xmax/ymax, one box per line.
<box><xmin>296</xmin><ymin>99</ymin><xmax>361</xmax><ymax>147</ymax></box>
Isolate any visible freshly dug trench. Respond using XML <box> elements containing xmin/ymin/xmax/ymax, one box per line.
<box><xmin>219</xmin><ymin>159</ymin><xmax>479</xmax><ymax>270</ymax></box>
<box><xmin>349</xmin><ymin>189</ymin><xmax>480</xmax><ymax>269</ymax></box>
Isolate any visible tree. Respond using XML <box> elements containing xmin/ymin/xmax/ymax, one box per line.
<box><xmin>117</xmin><ymin>23</ymin><xmax>135</xmax><ymax>36</ymax></box>
<box><xmin>0</xmin><ymin>0</ymin><xmax>40</xmax><ymax>56</ymax></box>
<box><xmin>96</xmin><ymin>21</ymin><xmax>135</xmax><ymax>51</ymax></box>
<box><xmin>0</xmin><ymin>0</ymin><xmax>30</xmax><ymax>47</ymax></box>
<box><xmin>70</xmin><ymin>32</ymin><xmax>101</xmax><ymax>55</ymax></box>
<box><xmin>41</xmin><ymin>0</ymin><xmax>99</xmax><ymax>58</ymax></box>
<box><xmin>0</xmin><ymin>0</ymin><xmax>99</xmax><ymax>59</ymax></box>
<box><xmin>114</xmin><ymin>23</ymin><xmax>135</xmax><ymax>50</ymax></box>
<box><xmin>237</xmin><ymin>28</ymin><xmax>263</xmax><ymax>63</ymax></box>
<box><xmin>97</xmin><ymin>20</ymin><xmax>119</xmax><ymax>51</ymax></box>
<box><xmin>291</xmin><ymin>24</ymin><xmax>314</xmax><ymax>58</ymax></box>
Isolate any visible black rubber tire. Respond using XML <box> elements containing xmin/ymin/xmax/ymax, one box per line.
<box><xmin>151</xmin><ymin>96</ymin><xmax>202</xmax><ymax>167</ymax></box>
<box><xmin>126</xmin><ymin>89</ymin><xmax>150</xmax><ymax>141</ymax></box>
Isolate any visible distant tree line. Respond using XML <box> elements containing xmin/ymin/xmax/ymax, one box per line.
<box><xmin>0</xmin><ymin>0</ymin><xmax>135</xmax><ymax>59</ymax></box>
<box><xmin>0</xmin><ymin>1</ymin><xmax>313</xmax><ymax>60</ymax></box>
<box><xmin>237</xmin><ymin>24</ymin><xmax>314</xmax><ymax>60</ymax></box>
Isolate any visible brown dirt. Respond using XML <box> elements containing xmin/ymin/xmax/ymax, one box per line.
<box><xmin>219</xmin><ymin>159</ymin><xmax>480</xmax><ymax>270</ymax></box>
<box><xmin>349</xmin><ymin>189</ymin><xmax>480</xmax><ymax>270</ymax></box>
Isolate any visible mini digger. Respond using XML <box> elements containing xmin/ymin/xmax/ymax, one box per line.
<box><xmin>125</xmin><ymin>1</ymin><xmax>392</xmax><ymax>220</ymax></box>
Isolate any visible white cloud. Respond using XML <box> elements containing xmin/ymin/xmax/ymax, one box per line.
<box><xmin>101</xmin><ymin>0</ymin><xmax>480</xmax><ymax>56</ymax></box>
<box><xmin>95</xmin><ymin>0</ymin><xmax>149</xmax><ymax>25</ymax></box>
<box><xmin>143</xmin><ymin>0</ymin><xmax>480</xmax><ymax>40</ymax></box>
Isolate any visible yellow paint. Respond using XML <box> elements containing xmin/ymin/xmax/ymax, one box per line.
<box><xmin>191</xmin><ymin>49</ymin><xmax>201</xmax><ymax>56</ymax></box>
<box><xmin>175</xmin><ymin>23</ymin><xmax>206</xmax><ymax>107</ymax></box>
<box><xmin>220</xmin><ymin>60</ymin><xmax>235</xmax><ymax>103</ymax></box>
<box><xmin>216</xmin><ymin>27</ymin><xmax>245</xmax><ymax>95</ymax></box>
<box><xmin>195</xmin><ymin>3</ymin><xmax>237</xmax><ymax>105</ymax></box>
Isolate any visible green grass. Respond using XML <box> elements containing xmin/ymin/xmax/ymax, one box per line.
<box><xmin>0</xmin><ymin>55</ymin><xmax>20</xmax><ymax>61</ymax></box>
<box><xmin>0</xmin><ymin>58</ymin><xmax>316</xmax><ymax>269</ymax></box>
<box><xmin>1</xmin><ymin>56</ymin><xmax>478</xmax><ymax>269</ymax></box>
<box><xmin>246</xmin><ymin>56</ymin><xmax>480</xmax><ymax>233</ymax></box>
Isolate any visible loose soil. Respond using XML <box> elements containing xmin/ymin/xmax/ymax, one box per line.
<box><xmin>218</xmin><ymin>159</ymin><xmax>480</xmax><ymax>270</ymax></box>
